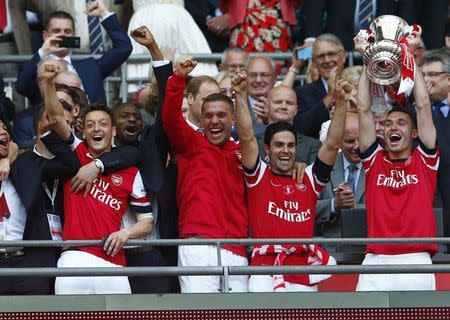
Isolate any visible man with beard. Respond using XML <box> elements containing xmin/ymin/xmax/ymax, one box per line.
<box><xmin>233</xmin><ymin>71</ymin><xmax>351</xmax><ymax>292</ymax></box>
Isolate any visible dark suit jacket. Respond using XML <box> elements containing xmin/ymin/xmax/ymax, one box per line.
<box><xmin>433</xmin><ymin>107</ymin><xmax>450</xmax><ymax>235</ymax></box>
<box><xmin>293</xmin><ymin>78</ymin><xmax>330</xmax><ymax>139</ymax></box>
<box><xmin>316</xmin><ymin>152</ymin><xmax>366</xmax><ymax>238</ymax></box>
<box><xmin>256</xmin><ymin>131</ymin><xmax>321</xmax><ymax>165</ymax></box>
<box><xmin>9</xmin><ymin>132</ymin><xmax>80</xmax><ymax>266</ymax></box>
<box><xmin>15</xmin><ymin>13</ymin><xmax>132</xmax><ymax>106</ymax></box>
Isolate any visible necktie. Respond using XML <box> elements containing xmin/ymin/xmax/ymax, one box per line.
<box><xmin>439</xmin><ymin>103</ymin><xmax>449</xmax><ymax>118</ymax></box>
<box><xmin>87</xmin><ymin>13</ymin><xmax>103</xmax><ymax>54</ymax></box>
<box><xmin>357</xmin><ymin>0</ymin><xmax>373</xmax><ymax>30</ymax></box>
<box><xmin>347</xmin><ymin>164</ymin><xmax>358</xmax><ymax>194</ymax></box>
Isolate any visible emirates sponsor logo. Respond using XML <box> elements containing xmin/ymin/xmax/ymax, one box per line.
<box><xmin>89</xmin><ymin>178</ymin><xmax>122</xmax><ymax>211</ymax></box>
<box><xmin>376</xmin><ymin>169</ymin><xmax>418</xmax><ymax>188</ymax></box>
<box><xmin>111</xmin><ymin>174</ymin><xmax>123</xmax><ymax>186</ymax></box>
<box><xmin>267</xmin><ymin>201</ymin><xmax>311</xmax><ymax>223</ymax></box>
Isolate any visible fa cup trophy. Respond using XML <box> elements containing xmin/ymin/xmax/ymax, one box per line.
<box><xmin>359</xmin><ymin>15</ymin><xmax>420</xmax><ymax>104</ymax></box>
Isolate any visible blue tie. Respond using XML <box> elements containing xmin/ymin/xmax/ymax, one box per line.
<box><xmin>357</xmin><ymin>0</ymin><xmax>374</xmax><ymax>30</ymax></box>
<box><xmin>88</xmin><ymin>15</ymin><xmax>103</xmax><ymax>54</ymax></box>
<box><xmin>439</xmin><ymin>103</ymin><xmax>449</xmax><ymax>118</ymax></box>
<box><xmin>347</xmin><ymin>164</ymin><xmax>358</xmax><ymax>194</ymax></box>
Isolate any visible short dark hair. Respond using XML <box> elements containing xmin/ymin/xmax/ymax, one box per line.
<box><xmin>111</xmin><ymin>102</ymin><xmax>139</xmax><ymax>119</ymax></box>
<box><xmin>201</xmin><ymin>93</ymin><xmax>235</xmax><ymax>114</ymax></box>
<box><xmin>46</xmin><ymin>11</ymin><xmax>75</xmax><ymax>31</ymax></box>
<box><xmin>264</xmin><ymin>121</ymin><xmax>297</xmax><ymax>146</ymax></box>
<box><xmin>82</xmin><ymin>103</ymin><xmax>114</xmax><ymax>125</ymax></box>
<box><xmin>387</xmin><ymin>105</ymin><xmax>417</xmax><ymax>129</ymax></box>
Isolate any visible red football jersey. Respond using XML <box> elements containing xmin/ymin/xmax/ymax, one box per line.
<box><xmin>63</xmin><ymin>140</ymin><xmax>151</xmax><ymax>266</ymax></box>
<box><xmin>362</xmin><ymin>142</ymin><xmax>439</xmax><ymax>255</ymax></box>
<box><xmin>245</xmin><ymin>159</ymin><xmax>325</xmax><ymax>284</ymax></box>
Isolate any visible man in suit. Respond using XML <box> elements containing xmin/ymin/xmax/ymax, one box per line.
<box><xmin>293</xmin><ymin>33</ymin><xmax>346</xmax><ymax>139</ymax></box>
<box><xmin>316</xmin><ymin>112</ymin><xmax>365</xmax><ymax>251</ymax></box>
<box><xmin>255</xmin><ymin>85</ymin><xmax>321</xmax><ymax>165</ymax></box>
<box><xmin>246</xmin><ymin>56</ymin><xmax>277</xmax><ymax>136</ymax></box>
<box><xmin>422</xmin><ymin>49</ymin><xmax>450</xmax><ymax>238</ymax></box>
<box><xmin>15</xmin><ymin>0</ymin><xmax>132</xmax><ymax>107</ymax></box>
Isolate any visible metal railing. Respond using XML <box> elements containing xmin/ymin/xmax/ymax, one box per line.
<box><xmin>1</xmin><ymin>237</ymin><xmax>449</xmax><ymax>293</ymax></box>
<box><xmin>0</xmin><ymin>51</ymin><xmax>362</xmax><ymax>106</ymax></box>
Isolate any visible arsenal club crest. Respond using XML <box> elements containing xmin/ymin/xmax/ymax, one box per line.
<box><xmin>111</xmin><ymin>174</ymin><xmax>123</xmax><ymax>186</ymax></box>
<box><xmin>283</xmin><ymin>185</ymin><xmax>294</xmax><ymax>195</ymax></box>
<box><xmin>296</xmin><ymin>183</ymin><xmax>307</xmax><ymax>191</ymax></box>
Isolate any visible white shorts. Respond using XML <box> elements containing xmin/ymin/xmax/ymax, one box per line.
<box><xmin>356</xmin><ymin>252</ymin><xmax>436</xmax><ymax>291</ymax></box>
<box><xmin>248</xmin><ymin>275</ymin><xmax>318</xmax><ymax>292</ymax></box>
<box><xmin>178</xmin><ymin>245</ymin><xmax>249</xmax><ymax>293</ymax></box>
<box><xmin>55</xmin><ymin>250</ymin><xmax>131</xmax><ymax>295</ymax></box>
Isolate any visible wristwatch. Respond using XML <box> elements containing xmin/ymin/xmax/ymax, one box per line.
<box><xmin>94</xmin><ymin>159</ymin><xmax>104</xmax><ymax>173</ymax></box>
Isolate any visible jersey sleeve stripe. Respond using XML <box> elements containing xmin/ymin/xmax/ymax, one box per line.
<box><xmin>130</xmin><ymin>200</ymin><xmax>151</xmax><ymax>207</ymax></box>
<box><xmin>245</xmin><ymin>160</ymin><xmax>267</xmax><ymax>188</ymax></box>
<box><xmin>130</xmin><ymin>204</ymin><xmax>153</xmax><ymax>213</ymax></box>
<box><xmin>305</xmin><ymin>165</ymin><xmax>321</xmax><ymax>196</ymax></box>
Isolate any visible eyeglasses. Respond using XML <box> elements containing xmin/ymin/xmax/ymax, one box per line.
<box><xmin>247</xmin><ymin>72</ymin><xmax>274</xmax><ymax>80</ymax></box>
<box><xmin>422</xmin><ymin>71</ymin><xmax>447</xmax><ymax>78</ymax></box>
<box><xmin>314</xmin><ymin>50</ymin><xmax>343</xmax><ymax>61</ymax></box>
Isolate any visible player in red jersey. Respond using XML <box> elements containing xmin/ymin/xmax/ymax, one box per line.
<box><xmin>233</xmin><ymin>71</ymin><xmax>352</xmax><ymax>292</ymax></box>
<box><xmin>355</xmin><ymin>35</ymin><xmax>439</xmax><ymax>291</ymax></box>
<box><xmin>162</xmin><ymin>56</ymin><xmax>249</xmax><ymax>293</ymax></box>
<box><xmin>41</xmin><ymin>61</ymin><xmax>153</xmax><ymax>294</ymax></box>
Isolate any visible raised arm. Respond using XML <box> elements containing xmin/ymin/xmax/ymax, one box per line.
<box><xmin>356</xmin><ymin>68</ymin><xmax>376</xmax><ymax>152</ymax></box>
<box><xmin>39</xmin><ymin>61</ymin><xmax>72</xmax><ymax>141</ymax></box>
<box><xmin>161</xmin><ymin>57</ymin><xmax>199</xmax><ymax>155</ymax></box>
<box><xmin>354</xmin><ymin>35</ymin><xmax>376</xmax><ymax>152</ymax></box>
<box><xmin>233</xmin><ymin>72</ymin><xmax>259</xmax><ymax>169</ymax></box>
<box><xmin>317</xmin><ymin>80</ymin><xmax>351</xmax><ymax>165</ymax></box>
<box><xmin>414</xmin><ymin>64</ymin><xmax>436</xmax><ymax>148</ymax></box>
<box><xmin>130</xmin><ymin>26</ymin><xmax>164</xmax><ymax>61</ymax></box>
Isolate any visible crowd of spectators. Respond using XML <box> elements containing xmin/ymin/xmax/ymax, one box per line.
<box><xmin>0</xmin><ymin>0</ymin><xmax>447</xmax><ymax>295</ymax></box>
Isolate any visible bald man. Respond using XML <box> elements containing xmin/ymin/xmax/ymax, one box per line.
<box><xmin>316</xmin><ymin>112</ymin><xmax>366</xmax><ymax>250</ymax></box>
<box><xmin>255</xmin><ymin>85</ymin><xmax>322</xmax><ymax>165</ymax></box>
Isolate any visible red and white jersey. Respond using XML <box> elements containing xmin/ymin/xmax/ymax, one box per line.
<box><xmin>63</xmin><ymin>140</ymin><xmax>151</xmax><ymax>266</ymax></box>
<box><xmin>362</xmin><ymin>141</ymin><xmax>439</xmax><ymax>255</ymax></box>
<box><xmin>244</xmin><ymin>159</ymin><xmax>326</xmax><ymax>284</ymax></box>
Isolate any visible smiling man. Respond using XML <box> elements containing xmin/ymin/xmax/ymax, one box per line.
<box><xmin>293</xmin><ymin>34</ymin><xmax>346</xmax><ymax>139</ymax></box>
<box><xmin>234</xmin><ymin>71</ymin><xmax>351</xmax><ymax>292</ymax></box>
<box><xmin>41</xmin><ymin>61</ymin><xmax>153</xmax><ymax>295</ymax></box>
<box><xmin>355</xmin><ymin>42</ymin><xmax>439</xmax><ymax>291</ymax></box>
<box><xmin>162</xmin><ymin>56</ymin><xmax>249</xmax><ymax>293</ymax></box>
<box><xmin>316</xmin><ymin>112</ymin><xmax>366</xmax><ymax>248</ymax></box>
<box><xmin>255</xmin><ymin>85</ymin><xmax>322</xmax><ymax>165</ymax></box>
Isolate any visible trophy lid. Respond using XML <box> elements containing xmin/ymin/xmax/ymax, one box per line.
<box><xmin>369</xmin><ymin>15</ymin><xmax>409</xmax><ymax>42</ymax></box>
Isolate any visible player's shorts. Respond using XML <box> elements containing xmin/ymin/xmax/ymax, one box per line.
<box><xmin>356</xmin><ymin>252</ymin><xmax>435</xmax><ymax>291</ymax></box>
<box><xmin>55</xmin><ymin>250</ymin><xmax>131</xmax><ymax>295</ymax></box>
<box><xmin>249</xmin><ymin>275</ymin><xmax>318</xmax><ymax>292</ymax></box>
<box><xmin>178</xmin><ymin>244</ymin><xmax>248</xmax><ymax>293</ymax></box>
